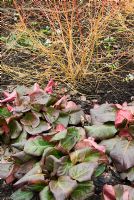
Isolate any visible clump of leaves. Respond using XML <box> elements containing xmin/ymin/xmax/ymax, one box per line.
<box><xmin>0</xmin><ymin>81</ymin><xmax>134</xmax><ymax>200</ymax></box>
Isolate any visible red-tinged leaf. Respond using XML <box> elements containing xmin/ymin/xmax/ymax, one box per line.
<box><xmin>115</xmin><ymin>109</ymin><xmax>133</xmax><ymax>128</ymax></box>
<box><xmin>103</xmin><ymin>184</ymin><xmax>116</xmax><ymax>200</ymax></box>
<box><xmin>7</xmin><ymin>104</ymin><xmax>14</xmax><ymax>112</ymax></box>
<box><xmin>3</xmin><ymin>91</ymin><xmax>10</xmax><ymax>97</ymax></box>
<box><xmin>0</xmin><ymin>90</ymin><xmax>17</xmax><ymax>103</ymax></box>
<box><xmin>54</xmin><ymin>95</ymin><xmax>68</xmax><ymax>109</ymax></box>
<box><xmin>33</xmin><ymin>83</ymin><xmax>44</xmax><ymax>93</ymax></box>
<box><xmin>119</xmin><ymin>129</ymin><xmax>133</xmax><ymax>140</ymax></box>
<box><xmin>13</xmin><ymin>163</ymin><xmax>45</xmax><ymax>188</ymax></box>
<box><xmin>5</xmin><ymin>164</ymin><xmax>20</xmax><ymax>184</ymax></box>
<box><xmin>75</xmin><ymin>137</ymin><xmax>106</xmax><ymax>153</ymax></box>
<box><xmin>55</xmin><ymin>124</ymin><xmax>66</xmax><ymax>132</ymax></box>
<box><xmin>2</xmin><ymin>123</ymin><xmax>10</xmax><ymax>134</ymax></box>
<box><xmin>62</xmin><ymin>101</ymin><xmax>81</xmax><ymax>113</ymax></box>
<box><xmin>44</xmin><ymin>79</ymin><xmax>55</xmax><ymax>94</ymax></box>
<box><xmin>30</xmin><ymin>90</ymin><xmax>54</xmax><ymax>105</ymax></box>
<box><xmin>14</xmin><ymin>160</ymin><xmax>36</xmax><ymax>180</ymax></box>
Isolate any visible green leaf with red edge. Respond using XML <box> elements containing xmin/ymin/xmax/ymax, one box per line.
<box><xmin>59</xmin><ymin>127</ymin><xmax>80</xmax><ymax>152</ymax></box>
<box><xmin>69</xmin><ymin>161</ymin><xmax>98</xmax><ymax>182</ymax></box>
<box><xmin>11</xmin><ymin>189</ymin><xmax>34</xmax><ymax>200</ymax></box>
<box><xmin>70</xmin><ymin>148</ymin><xmax>100</xmax><ymax>165</ymax></box>
<box><xmin>70</xmin><ymin>181</ymin><xmax>94</xmax><ymax>200</ymax></box>
<box><xmin>84</xmin><ymin>124</ymin><xmax>117</xmax><ymax>140</ymax></box>
<box><xmin>9</xmin><ymin>120</ymin><xmax>22</xmax><ymax>139</ymax></box>
<box><xmin>49</xmin><ymin>176</ymin><xmax>77</xmax><ymax>200</ymax></box>
<box><xmin>20</xmin><ymin>111</ymin><xmax>40</xmax><ymax>128</ymax></box>
<box><xmin>39</xmin><ymin>186</ymin><xmax>54</xmax><ymax>200</ymax></box>
<box><xmin>24</xmin><ymin>136</ymin><xmax>53</xmax><ymax>156</ymax></box>
<box><xmin>50</xmin><ymin>130</ymin><xmax>67</xmax><ymax>142</ymax></box>
<box><xmin>44</xmin><ymin>107</ymin><xmax>59</xmax><ymax>123</ymax></box>
<box><xmin>24</xmin><ymin>121</ymin><xmax>51</xmax><ymax>135</ymax></box>
<box><xmin>55</xmin><ymin>114</ymin><xmax>69</xmax><ymax>128</ymax></box>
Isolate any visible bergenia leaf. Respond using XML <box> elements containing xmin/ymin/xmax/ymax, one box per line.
<box><xmin>70</xmin><ymin>148</ymin><xmax>100</xmax><ymax>165</ymax></box>
<box><xmin>57</xmin><ymin>156</ymin><xmax>73</xmax><ymax>176</ymax></box>
<box><xmin>84</xmin><ymin>124</ymin><xmax>117</xmax><ymax>140</ymax></box>
<box><xmin>40</xmin><ymin>186</ymin><xmax>54</xmax><ymax>200</ymax></box>
<box><xmin>110</xmin><ymin>139</ymin><xmax>134</xmax><ymax>171</ymax></box>
<box><xmin>49</xmin><ymin>176</ymin><xmax>77</xmax><ymax>200</ymax></box>
<box><xmin>44</xmin><ymin>107</ymin><xmax>59</xmax><ymax>123</ymax></box>
<box><xmin>9</xmin><ymin>120</ymin><xmax>22</xmax><ymax>139</ymax></box>
<box><xmin>0</xmin><ymin>107</ymin><xmax>11</xmax><ymax>118</ymax></box>
<box><xmin>70</xmin><ymin>181</ymin><xmax>94</xmax><ymax>200</ymax></box>
<box><xmin>44</xmin><ymin>79</ymin><xmax>55</xmax><ymax>94</ymax></box>
<box><xmin>50</xmin><ymin>130</ymin><xmax>67</xmax><ymax>142</ymax></box>
<box><xmin>11</xmin><ymin>189</ymin><xmax>34</xmax><ymax>200</ymax></box>
<box><xmin>69</xmin><ymin>110</ymin><xmax>84</xmax><ymax>125</ymax></box>
<box><xmin>75</xmin><ymin>137</ymin><xmax>105</xmax><ymax>153</ymax></box>
<box><xmin>59</xmin><ymin>127</ymin><xmax>80</xmax><ymax>152</ymax></box>
<box><xmin>20</xmin><ymin>111</ymin><xmax>40</xmax><ymax>128</ymax></box>
<box><xmin>121</xmin><ymin>167</ymin><xmax>134</xmax><ymax>182</ymax></box>
<box><xmin>0</xmin><ymin>90</ymin><xmax>17</xmax><ymax>103</ymax></box>
<box><xmin>115</xmin><ymin>109</ymin><xmax>133</xmax><ymax>128</ymax></box>
<box><xmin>90</xmin><ymin>103</ymin><xmax>116</xmax><ymax>125</ymax></box>
<box><xmin>103</xmin><ymin>184</ymin><xmax>116</xmax><ymax>200</ymax></box>
<box><xmin>24</xmin><ymin>136</ymin><xmax>53</xmax><ymax>156</ymax></box>
<box><xmin>69</xmin><ymin>161</ymin><xmax>98</xmax><ymax>182</ymax></box>
<box><xmin>24</xmin><ymin>121</ymin><xmax>51</xmax><ymax>135</ymax></box>
<box><xmin>55</xmin><ymin>115</ymin><xmax>69</xmax><ymax>128</ymax></box>
<box><xmin>45</xmin><ymin>155</ymin><xmax>61</xmax><ymax>176</ymax></box>
<box><xmin>13</xmin><ymin>163</ymin><xmax>44</xmax><ymax>187</ymax></box>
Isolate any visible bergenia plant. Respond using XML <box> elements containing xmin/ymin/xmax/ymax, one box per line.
<box><xmin>0</xmin><ymin>81</ymin><xmax>134</xmax><ymax>200</ymax></box>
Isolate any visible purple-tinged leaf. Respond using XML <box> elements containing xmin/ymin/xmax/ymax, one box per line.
<box><xmin>20</xmin><ymin>111</ymin><xmax>40</xmax><ymax>128</ymax></box>
<box><xmin>24</xmin><ymin>121</ymin><xmax>51</xmax><ymax>135</ymax></box>
<box><xmin>90</xmin><ymin>104</ymin><xmax>116</xmax><ymax>125</ymax></box>
<box><xmin>13</xmin><ymin>163</ymin><xmax>44</xmax><ymax>188</ymax></box>
<box><xmin>110</xmin><ymin>139</ymin><xmax>134</xmax><ymax>171</ymax></box>
<box><xmin>69</xmin><ymin>110</ymin><xmax>84</xmax><ymax>125</ymax></box>
<box><xmin>49</xmin><ymin>176</ymin><xmax>77</xmax><ymax>200</ymax></box>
